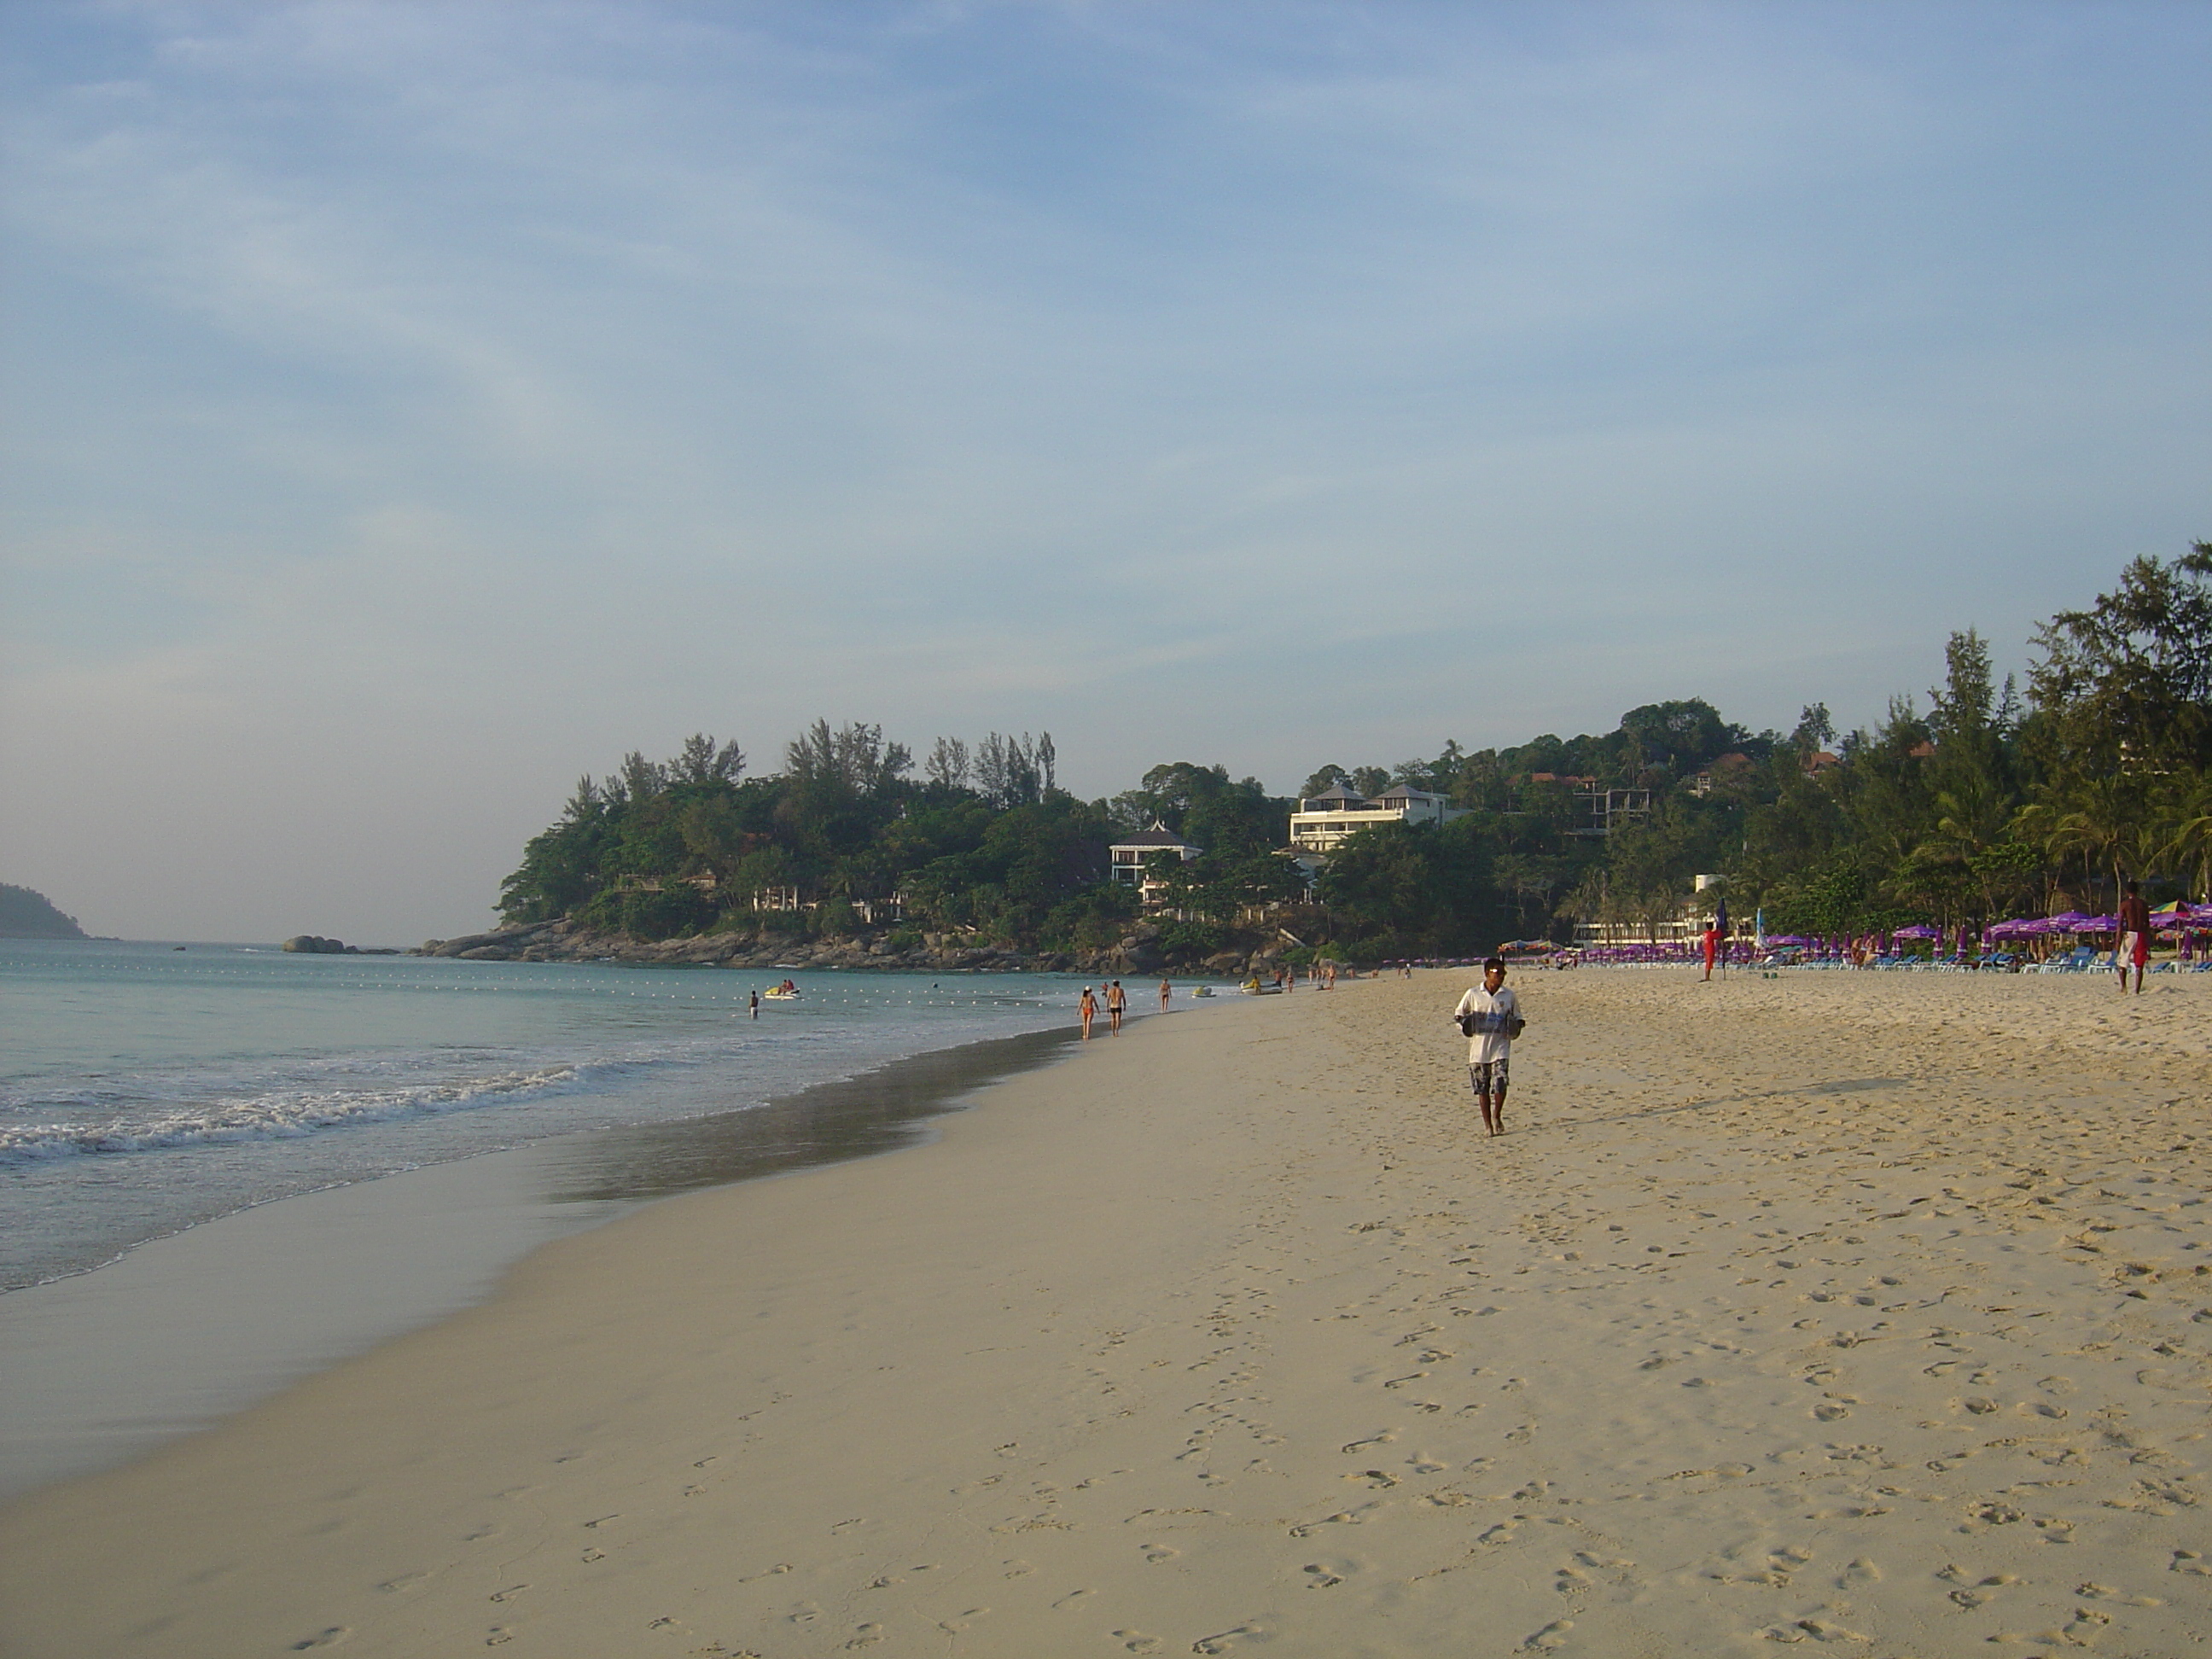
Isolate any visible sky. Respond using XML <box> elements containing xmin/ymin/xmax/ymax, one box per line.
<box><xmin>3</xmin><ymin>1</ymin><xmax>2208</xmax><ymax>944</ymax></box>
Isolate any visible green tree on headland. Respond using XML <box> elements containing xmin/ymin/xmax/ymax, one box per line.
<box><xmin>496</xmin><ymin>546</ymin><xmax>2211</xmax><ymax>961</ymax></box>
<box><xmin>0</xmin><ymin>884</ymin><xmax>88</xmax><ymax>939</ymax></box>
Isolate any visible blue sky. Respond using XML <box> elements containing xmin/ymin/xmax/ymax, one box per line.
<box><xmin>3</xmin><ymin>1</ymin><xmax>2208</xmax><ymax>941</ymax></box>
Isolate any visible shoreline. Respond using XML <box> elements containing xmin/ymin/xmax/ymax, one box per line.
<box><xmin>0</xmin><ymin>1022</ymin><xmax>1086</xmax><ymax>1505</ymax></box>
<box><xmin>5</xmin><ymin>969</ymin><xmax>2209</xmax><ymax>1656</ymax></box>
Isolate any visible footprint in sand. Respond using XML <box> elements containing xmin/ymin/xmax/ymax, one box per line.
<box><xmin>843</xmin><ymin>1625</ymin><xmax>884</xmax><ymax>1649</ymax></box>
<box><xmin>290</xmin><ymin>1630</ymin><xmax>350</xmax><ymax>1650</ymax></box>
<box><xmin>1762</xmin><ymin>1618</ymin><xmax>1867</xmax><ymax>1643</ymax></box>
<box><xmin>484</xmin><ymin>1631</ymin><xmax>512</xmax><ymax>1648</ymax></box>
<box><xmin>1052</xmin><ymin>1590</ymin><xmax>1096</xmax><ymax>1610</ymax></box>
<box><xmin>1518</xmin><ymin>1619</ymin><xmax>1572</xmax><ymax>1650</ymax></box>
<box><xmin>1191</xmin><ymin>1623</ymin><xmax>1267</xmax><ymax>1653</ymax></box>
<box><xmin>488</xmin><ymin>1586</ymin><xmax>527</xmax><ymax>1604</ymax></box>
<box><xmin>935</xmin><ymin>1609</ymin><xmax>990</xmax><ymax>1633</ymax></box>
<box><xmin>1143</xmin><ymin>1544</ymin><xmax>1181</xmax><ymax>1563</ymax></box>
<box><xmin>1111</xmin><ymin>1633</ymin><xmax>1161</xmax><ymax>1653</ymax></box>
<box><xmin>1302</xmin><ymin>1562</ymin><xmax>1348</xmax><ymax>1588</ymax></box>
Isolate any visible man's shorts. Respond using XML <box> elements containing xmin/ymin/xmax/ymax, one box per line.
<box><xmin>2123</xmin><ymin>930</ymin><xmax>2149</xmax><ymax>968</ymax></box>
<box><xmin>1470</xmin><ymin>1058</ymin><xmax>1509</xmax><ymax>1094</ymax></box>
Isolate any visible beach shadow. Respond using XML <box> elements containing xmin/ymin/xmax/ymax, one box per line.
<box><xmin>537</xmin><ymin>1025</ymin><xmax>1082</xmax><ymax>1206</ymax></box>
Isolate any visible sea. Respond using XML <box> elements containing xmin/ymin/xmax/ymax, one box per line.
<box><xmin>0</xmin><ymin>938</ymin><xmax>1185</xmax><ymax>1499</ymax></box>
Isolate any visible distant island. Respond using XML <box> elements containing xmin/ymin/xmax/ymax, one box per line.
<box><xmin>0</xmin><ymin>884</ymin><xmax>89</xmax><ymax>940</ymax></box>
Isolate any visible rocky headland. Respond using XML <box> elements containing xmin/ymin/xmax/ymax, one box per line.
<box><xmin>0</xmin><ymin>884</ymin><xmax>88</xmax><ymax>940</ymax></box>
<box><xmin>412</xmin><ymin>917</ymin><xmax>1272</xmax><ymax>978</ymax></box>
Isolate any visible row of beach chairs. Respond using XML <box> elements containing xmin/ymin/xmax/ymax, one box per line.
<box><xmin>1773</xmin><ymin>949</ymin><xmax>2209</xmax><ymax>974</ymax></box>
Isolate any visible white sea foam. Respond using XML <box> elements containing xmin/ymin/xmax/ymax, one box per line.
<box><xmin>0</xmin><ymin>1064</ymin><xmax>582</xmax><ymax>1162</ymax></box>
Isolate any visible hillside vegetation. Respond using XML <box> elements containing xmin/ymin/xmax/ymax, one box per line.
<box><xmin>0</xmin><ymin>885</ymin><xmax>88</xmax><ymax>940</ymax></box>
<box><xmin>494</xmin><ymin>546</ymin><xmax>2211</xmax><ymax>965</ymax></box>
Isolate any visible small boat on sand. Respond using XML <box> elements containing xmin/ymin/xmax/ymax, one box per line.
<box><xmin>1239</xmin><ymin>978</ymin><xmax>1282</xmax><ymax>996</ymax></box>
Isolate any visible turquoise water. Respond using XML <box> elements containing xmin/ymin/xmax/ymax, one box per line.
<box><xmin>1</xmin><ymin>939</ymin><xmax>1122</xmax><ymax>1289</ymax></box>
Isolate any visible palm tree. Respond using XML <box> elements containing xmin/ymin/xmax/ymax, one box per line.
<box><xmin>2012</xmin><ymin>775</ymin><xmax>2151</xmax><ymax>907</ymax></box>
<box><xmin>2163</xmin><ymin>771</ymin><xmax>2212</xmax><ymax>900</ymax></box>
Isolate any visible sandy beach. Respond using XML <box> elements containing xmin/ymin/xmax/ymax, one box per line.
<box><xmin>5</xmin><ymin>966</ymin><xmax>2211</xmax><ymax>1657</ymax></box>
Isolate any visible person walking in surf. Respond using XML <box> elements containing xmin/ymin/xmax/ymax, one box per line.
<box><xmin>1080</xmin><ymin>986</ymin><xmax>1097</xmax><ymax>1039</ymax></box>
<box><xmin>1107</xmin><ymin>979</ymin><xmax>1126</xmax><ymax>1033</ymax></box>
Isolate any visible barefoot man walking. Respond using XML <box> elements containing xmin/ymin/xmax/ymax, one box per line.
<box><xmin>1452</xmin><ymin>956</ymin><xmax>1521</xmax><ymax>1138</ymax></box>
<box><xmin>2117</xmin><ymin>879</ymin><xmax>2152</xmax><ymax>995</ymax></box>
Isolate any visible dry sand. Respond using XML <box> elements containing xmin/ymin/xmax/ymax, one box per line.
<box><xmin>4</xmin><ymin>967</ymin><xmax>2211</xmax><ymax>1657</ymax></box>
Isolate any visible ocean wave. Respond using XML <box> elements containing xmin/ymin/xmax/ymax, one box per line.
<box><xmin>0</xmin><ymin>1063</ymin><xmax>582</xmax><ymax>1162</ymax></box>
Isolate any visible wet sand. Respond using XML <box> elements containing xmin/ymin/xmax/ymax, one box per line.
<box><xmin>3</xmin><ymin>969</ymin><xmax>2209</xmax><ymax>1656</ymax></box>
<box><xmin>0</xmin><ymin>1025</ymin><xmax>1077</xmax><ymax>1503</ymax></box>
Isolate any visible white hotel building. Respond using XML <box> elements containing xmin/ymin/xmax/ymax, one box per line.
<box><xmin>1287</xmin><ymin>783</ymin><xmax>1466</xmax><ymax>855</ymax></box>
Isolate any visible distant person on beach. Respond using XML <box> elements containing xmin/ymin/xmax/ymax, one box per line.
<box><xmin>1107</xmin><ymin>979</ymin><xmax>1126</xmax><ymax>1033</ymax></box>
<box><xmin>749</xmin><ymin>988</ymin><xmax>759</xmax><ymax>1020</ymax></box>
<box><xmin>1080</xmin><ymin>986</ymin><xmax>1097</xmax><ymax>1039</ymax></box>
<box><xmin>1160</xmin><ymin>977</ymin><xmax>1173</xmax><ymax>1010</ymax></box>
<box><xmin>2117</xmin><ymin>880</ymin><xmax>2152</xmax><ymax>994</ymax></box>
<box><xmin>1702</xmin><ymin>923</ymin><xmax>1720</xmax><ymax>981</ymax></box>
<box><xmin>1452</xmin><ymin>957</ymin><xmax>1520</xmax><ymax>1138</ymax></box>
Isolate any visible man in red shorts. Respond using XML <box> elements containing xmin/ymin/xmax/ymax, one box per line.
<box><xmin>2116</xmin><ymin>879</ymin><xmax>2152</xmax><ymax>995</ymax></box>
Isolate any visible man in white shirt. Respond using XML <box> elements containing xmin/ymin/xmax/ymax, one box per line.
<box><xmin>1452</xmin><ymin>957</ymin><xmax>1521</xmax><ymax>1138</ymax></box>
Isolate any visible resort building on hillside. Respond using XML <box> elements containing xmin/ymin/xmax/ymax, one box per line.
<box><xmin>1505</xmin><ymin>776</ymin><xmax>1653</xmax><ymax>836</ymax></box>
<box><xmin>1570</xmin><ymin>787</ymin><xmax>1653</xmax><ymax>836</ymax></box>
<box><xmin>1288</xmin><ymin>784</ymin><xmax>1465</xmax><ymax>855</ymax></box>
<box><xmin>1109</xmin><ymin>821</ymin><xmax>1202</xmax><ymax>908</ymax></box>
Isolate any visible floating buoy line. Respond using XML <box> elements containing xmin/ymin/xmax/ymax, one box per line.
<box><xmin>0</xmin><ymin>957</ymin><xmax>1083</xmax><ymax>1010</ymax></box>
